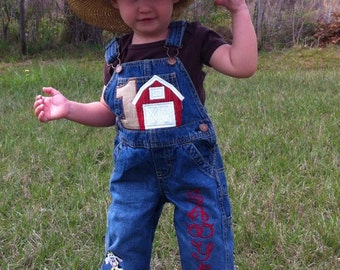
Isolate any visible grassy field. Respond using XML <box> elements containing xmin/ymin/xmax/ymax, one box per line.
<box><xmin>0</xmin><ymin>46</ymin><xmax>339</xmax><ymax>269</ymax></box>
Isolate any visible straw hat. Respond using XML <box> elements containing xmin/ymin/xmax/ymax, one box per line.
<box><xmin>66</xmin><ymin>0</ymin><xmax>194</xmax><ymax>33</ymax></box>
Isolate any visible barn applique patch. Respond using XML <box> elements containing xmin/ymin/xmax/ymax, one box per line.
<box><xmin>118</xmin><ymin>75</ymin><xmax>184</xmax><ymax>130</ymax></box>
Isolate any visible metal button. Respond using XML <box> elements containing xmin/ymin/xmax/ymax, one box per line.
<box><xmin>167</xmin><ymin>57</ymin><xmax>177</xmax><ymax>65</ymax></box>
<box><xmin>115</xmin><ymin>64</ymin><xmax>123</xmax><ymax>73</ymax></box>
<box><xmin>199</xmin><ymin>123</ymin><xmax>209</xmax><ymax>132</ymax></box>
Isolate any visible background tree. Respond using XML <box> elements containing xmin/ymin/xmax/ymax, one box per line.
<box><xmin>64</xmin><ymin>2</ymin><xmax>103</xmax><ymax>45</ymax></box>
<box><xmin>254</xmin><ymin>0</ymin><xmax>264</xmax><ymax>49</ymax></box>
<box><xmin>19</xmin><ymin>0</ymin><xmax>26</xmax><ymax>55</ymax></box>
<box><xmin>0</xmin><ymin>0</ymin><xmax>13</xmax><ymax>40</ymax></box>
<box><xmin>0</xmin><ymin>0</ymin><xmax>338</xmax><ymax>57</ymax></box>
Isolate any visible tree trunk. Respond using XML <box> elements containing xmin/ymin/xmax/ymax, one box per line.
<box><xmin>276</xmin><ymin>0</ymin><xmax>284</xmax><ymax>26</ymax></box>
<box><xmin>256</xmin><ymin>0</ymin><xmax>265</xmax><ymax>49</ymax></box>
<box><xmin>19</xmin><ymin>0</ymin><xmax>27</xmax><ymax>55</ymax></box>
<box><xmin>1</xmin><ymin>2</ymin><xmax>10</xmax><ymax>40</ymax></box>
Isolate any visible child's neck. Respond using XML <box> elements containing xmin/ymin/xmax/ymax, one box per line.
<box><xmin>131</xmin><ymin>29</ymin><xmax>169</xmax><ymax>45</ymax></box>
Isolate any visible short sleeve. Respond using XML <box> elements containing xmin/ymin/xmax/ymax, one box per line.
<box><xmin>103</xmin><ymin>63</ymin><xmax>113</xmax><ymax>86</ymax></box>
<box><xmin>186</xmin><ymin>22</ymin><xmax>227</xmax><ymax>66</ymax></box>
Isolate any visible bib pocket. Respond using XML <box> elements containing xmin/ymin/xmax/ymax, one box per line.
<box><xmin>115</xmin><ymin>73</ymin><xmax>184</xmax><ymax>130</ymax></box>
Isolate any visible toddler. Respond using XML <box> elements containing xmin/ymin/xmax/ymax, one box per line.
<box><xmin>34</xmin><ymin>0</ymin><xmax>257</xmax><ymax>269</ymax></box>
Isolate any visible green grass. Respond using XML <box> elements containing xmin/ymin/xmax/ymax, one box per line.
<box><xmin>1</xmin><ymin>46</ymin><xmax>339</xmax><ymax>269</ymax></box>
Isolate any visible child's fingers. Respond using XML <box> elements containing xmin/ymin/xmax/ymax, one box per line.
<box><xmin>34</xmin><ymin>104</ymin><xmax>48</xmax><ymax>122</ymax></box>
<box><xmin>38</xmin><ymin>110</ymin><xmax>47</xmax><ymax>122</ymax></box>
<box><xmin>34</xmin><ymin>93</ymin><xmax>47</xmax><ymax>111</ymax></box>
<box><xmin>34</xmin><ymin>102</ymin><xmax>43</xmax><ymax>117</ymax></box>
<box><xmin>33</xmin><ymin>98</ymin><xmax>42</xmax><ymax>110</ymax></box>
<box><xmin>34</xmin><ymin>94</ymin><xmax>44</xmax><ymax>103</ymax></box>
<box><xmin>33</xmin><ymin>97</ymin><xmax>47</xmax><ymax>121</ymax></box>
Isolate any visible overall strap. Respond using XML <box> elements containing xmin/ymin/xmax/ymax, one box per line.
<box><xmin>165</xmin><ymin>20</ymin><xmax>187</xmax><ymax>48</ymax></box>
<box><xmin>105</xmin><ymin>20</ymin><xmax>187</xmax><ymax>64</ymax></box>
<box><xmin>105</xmin><ymin>38</ymin><xmax>120</xmax><ymax>65</ymax></box>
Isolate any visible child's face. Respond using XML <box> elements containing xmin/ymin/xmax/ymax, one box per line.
<box><xmin>111</xmin><ymin>0</ymin><xmax>180</xmax><ymax>40</ymax></box>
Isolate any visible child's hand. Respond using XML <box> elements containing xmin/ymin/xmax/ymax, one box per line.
<box><xmin>34</xmin><ymin>87</ymin><xmax>68</xmax><ymax>122</ymax></box>
<box><xmin>214</xmin><ymin>0</ymin><xmax>248</xmax><ymax>13</ymax></box>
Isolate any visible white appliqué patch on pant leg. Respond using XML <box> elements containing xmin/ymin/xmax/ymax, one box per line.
<box><xmin>105</xmin><ymin>252</ymin><xmax>123</xmax><ymax>270</ymax></box>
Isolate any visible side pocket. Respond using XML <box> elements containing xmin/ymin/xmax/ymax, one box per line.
<box><xmin>113</xmin><ymin>140</ymin><xmax>124</xmax><ymax>167</ymax></box>
<box><xmin>182</xmin><ymin>140</ymin><xmax>216</xmax><ymax>178</ymax></box>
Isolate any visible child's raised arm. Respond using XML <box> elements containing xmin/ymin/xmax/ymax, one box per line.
<box><xmin>209</xmin><ymin>0</ymin><xmax>258</xmax><ymax>78</ymax></box>
<box><xmin>33</xmin><ymin>87</ymin><xmax>115</xmax><ymax>127</ymax></box>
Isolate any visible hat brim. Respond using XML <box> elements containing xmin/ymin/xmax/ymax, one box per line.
<box><xmin>66</xmin><ymin>0</ymin><xmax>194</xmax><ymax>33</ymax></box>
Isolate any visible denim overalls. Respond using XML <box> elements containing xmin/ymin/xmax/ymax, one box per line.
<box><xmin>101</xmin><ymin>21</ymin><xmax>234</xmax><ymax>270</ymax></box>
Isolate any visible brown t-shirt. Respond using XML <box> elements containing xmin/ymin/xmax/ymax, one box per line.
<box><xmin>103</xmin><ymin>22</ymin><xmax>226</xmax><ymax>104</ymax></box>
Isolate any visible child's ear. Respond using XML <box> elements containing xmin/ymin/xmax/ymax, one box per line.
<box><xmin>110</xmin><ymin>0</ymin><xmax>119</xmax><ymax>9</ymax></box>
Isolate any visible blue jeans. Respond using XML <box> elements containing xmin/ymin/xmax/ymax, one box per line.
<box><xmin>102</xmin><ymin>21</ymin><xmax>234</xmax><ymax>270</ymax></box>
<box><xmin>102</xmin><ymin>122</ymin><xmax>234</xmax><ymax>270</ymax></box>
